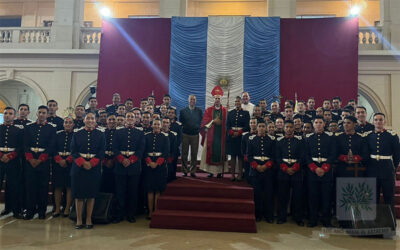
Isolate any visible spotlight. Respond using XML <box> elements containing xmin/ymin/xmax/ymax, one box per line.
<box><xmin>350</xmin><ymin>6</ymin><xmax>361</xmax><ymax>17</ymax></box>
<box><xmin>100</xmin><ymin>7</ymin><xmax>112</xmax><ymax>18</ymax></box>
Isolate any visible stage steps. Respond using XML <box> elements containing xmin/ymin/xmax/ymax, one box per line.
<box><xmin>150</xmin><ymin>173</ymin><xmax>257</xmax><ymax>233</ymax></box>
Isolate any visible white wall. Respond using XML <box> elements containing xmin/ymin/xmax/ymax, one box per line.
<box><xmin>0</xmin><ymin>79</ymin><xmax>43</xmax><ymax>120</ymax></box>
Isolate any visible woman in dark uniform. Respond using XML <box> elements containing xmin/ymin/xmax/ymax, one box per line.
<box><xmin>52</xmin><ymin>116</ymin><xmax>74</xmax><ymax>217</ymax></box>
<box><xmin>144</xmin><ymin>119</ymin><xmax>169</xmax><ymax>219</ymax></box>
<box><xmin>70</xmin><ymin>112</ymin><xmax>105</xmax><ymax>229</ymax></box>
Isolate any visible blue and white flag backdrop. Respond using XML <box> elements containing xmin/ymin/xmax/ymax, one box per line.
<box><xmin>169</xmin><ymin>16</ymin><xmax>280</xmax><ymax>112</ymax></box>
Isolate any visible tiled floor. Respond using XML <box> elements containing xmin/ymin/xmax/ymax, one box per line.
<box><xmin>0</xmin><ymin>205</ymin><xmax>399</xmax><ymax>250</ymax></box>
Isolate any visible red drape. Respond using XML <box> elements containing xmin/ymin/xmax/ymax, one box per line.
<box><xmin>96</xmin><ymin>18</ymin><xmax>171</xmax><ymax>108</ymax></box>
<box><xmin>280</xmin><ymin>17</ymin><xmax>359</xmax><ymax>107</ymax></box>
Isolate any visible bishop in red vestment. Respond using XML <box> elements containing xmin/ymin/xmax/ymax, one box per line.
<box><xmin>200</xmin><ymin>86</ymin><xmax>228</xmax><ymax>177</ymax></box>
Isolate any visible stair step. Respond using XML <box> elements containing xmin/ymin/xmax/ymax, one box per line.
<box><xmin>157</xmin><ymin>195</ymin><xmax>254</xmax><ymax>213</ymax></box>
<box><xmin>164</xmin><ymin>183</ymin><xmax>253</xmax><ymax>199</ymax></box>
<box><xmin>150</xmin><ymin>209</ymin><xmax>257</xmax><ymax>233</ymax></box>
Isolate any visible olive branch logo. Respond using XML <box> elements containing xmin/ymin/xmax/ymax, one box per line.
<box><xmin>339</xmin><ymin>182</ymin><xmax>373</xmax><ymax>218</ymax></box>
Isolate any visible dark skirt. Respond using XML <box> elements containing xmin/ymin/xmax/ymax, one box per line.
<box><xmin>52</xmin><ymin>163</ymin><xmax>71</xmax><ymax>188</ymax></box>
<box><xmin>71</xmin><ymin>164</ymin><xmax>101</xmax><ymax>199</ymax></box>
<box><xmin>145</xmin><ymin>164</ymin><xmax>167</xmax><ymax>193</ymax></box>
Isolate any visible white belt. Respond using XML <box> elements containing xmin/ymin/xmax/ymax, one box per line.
<box><xmin>80</xmin><ymin>153</ymin><xmax>96</xmax><ymax>159</ymax></box>
<box><xmin>30</xmin><ymin>147</ymin><xmax>45</xmax><ymax>153</ymax></box>
<box><xmin>370</xmin><ymin>155</ymin><xmax>392</xmax><ymax>161</ymax></box>
<box><xmin>231</xmin><ymin>127</ymin><xmax>243</xmax><ymax>131</ymax></box>
<box><xmin>312</xmin><ymin>157</ymin><xmax>328</xmax><ymax>163</ymax></box>
<box><xmin>253</xmin><ymin>156</ymin><xmax>270</xmax><ymax>161</ymax></box>
<box><xmin>283</xmin><ymin>158</ymin><xmax>297</xmax><ymax>164</ymax></box>
<box><xmin>0</xmin><ymin>147</ymin><xmax>15</xmax><ymax>152</ymax></box>
<box><xmin>121</xmin><ymin>151</ymin><xmax>135</xmax><ymax>156</ymax></box>
<box><xmin>148</xmin><ymin>152</ymin><xmax>162</xmax><ymax>157</ymax></box>
<box><xmin>58</xmin><ymin>152</ymin><xmax>71</xmax><ymax>156</ymax></box>
<box><xmin>105</xmin><ymin>151</ymin><xmax>114</xmax><ymax>156</ymax></box>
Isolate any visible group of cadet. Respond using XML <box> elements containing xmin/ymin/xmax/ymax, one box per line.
<box><xmin>0</xmin><ymin>92</ymin><xmax>399</xmax><ymax>229</ymax></box>
<box><xmin>227</xmin><ymin>95</ymin><xmax>399</xmax><ymax>228</ymax></box>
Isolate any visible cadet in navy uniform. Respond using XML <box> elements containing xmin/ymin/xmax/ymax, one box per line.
<box><xmin>113</xmin><ymin>112</ymin><xmax>144</xmax><ymax>223</ymax></box>
<box><xmin>106</xmin><ymin>93</ymin><xmax>122</xmax><ymax>115</ymax></box>
<box><xmin>335</xmin><ymin>116</ymin><xmax>369</xmax><ymax>228</ymax></box>
<box><xmin>141</xmin><ymin>111</ymin><xmax>153</xmax><ymax>133</ymax></box>
<box><xmin>167</xmin><ymin>108</ymin><xmax>182</xmax><ymax>181</ymax></box>
<box><xmin>335</xmin><ymin>116</ymin><xmax>369</xmax><ymax>178</ymax></box>
<box><xmin>355</xmin><ymin>106</ymin><xmax>374</xmax><ymax>133</ymax></box>
<box><xmin>47</xmin><ymin>100</ymin><xmax>64</xmax><ymax>131</ymax></box>
<box><xmin>70</xmin><ymin>112</ymin><xmax>105</xmax><ymax>229</ymax></box>
<box><xmin>23</xmin><ymin>105</ymin><xmax>56</xmax><ymax>220</ymax></box>
<box><xmin>365</xmin><ymin>113</ymin><xmax>400</xmax><ymax>221</ymax></box>
<box><xmin>247</xmin><ymin>120</ymin><xmax>275</xmax><ymax>222</ymax></box>
<box><xmin>227</xmin><ymin>96</ymin><xmax>250</xmax><ymax>181</ymax></box>
<box><xmin>305</xmin><ymin>116</ymin><xmax>336</xmax><ymax>227</ymax></box>
<box><xmin>241</xmin><ymin>118</ymin><xmax>258</xmax><ymax>182</ymax></box>
<box><xmin>0</xmin><ymin>107</ymin><xmax>24</xmax><ymax>218</ymax></box>
<box><xmin>276</xmin><ymin>120</ymin><xmax>305</xmax><ymax>226</ymax></box>
<box><xmin>13</xmin><ymin>104</ymin><xmax>32</xmax><ymax>215</ymax></box>
<box><xmin>143</xmin><ymin>119</ymin><xmax>169</xmax><ymax>219</ymax></box>
<box><xmin>73</xmin><ymin>105</ymin><xmax>85</xmax><ymax>129</ymax></box>
<box><xmin>101</xmin><ymin>114</ymin><xmax>117</xmax><ymax>194</ymax></box>
<box><xmin>52</xmin><ymin>116</ymin><xmax>74</xmax><ymax>217</ymax></box>
<box><xmin>161</xmin><ymin>118</ymin><xmax>178</xmax><ymax>183</ymax></box>
<box><xmin>14</xmin><ymin>104</ymin><xmax>33</xmax><ymax>126</ymax></box>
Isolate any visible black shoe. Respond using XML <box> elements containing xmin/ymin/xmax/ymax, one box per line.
<box><xmin>207</xmin><ymin>173</ymin><xmax>214</xmax><ymax>178</ymax></box>
<box><xmin>190</xmin><ymin>173</ymin><xmax>196</xmax><ymax>178</ymax></box>
<box><xmin>62</xmin><ymin>213</ymin><xmax>69</xmax><ymax>218</ymax></box>
<box><xmin>182</xmin><ymin>173</ymin><xmax>187</xmax><ymax>177</ymax></box>
<box><xmin>52</xmin><ymin>213</ymin><xmax>61</xmax><ymax>218</ymax></box>
<box><xmin>256</xmin><ymin>216</ymin><xmax>262</xmax><ymax>222</ymax></box>
<box><xmin>146</xmin><ymin>216</ymin><xmax>152</xmax><ymax>220</ymax></box>
<box><xmin>307</xmin><ymin>222</ymin><xmax>317</xmax><ymax>228</ymax></box>
<box><xmin>75</xmin><ymin>224</ymin><xmax>84</xmax><ymax>229</ymax></box>
<box><xmin>127</xmin><ymin>217</ymin><xmax>136</xmax><ymax>223</ymax></box>
<box><xmin>216</xmin><ymin>174</ymin><xmax>222</xmax><ymax>178</ymax></box>
<box><xmin>266</xmin><ymin>218</ymin><xmax>274</xmax><ymax>224</ymax></box>
<box><xmin>23</xmin><ymin>213</ymin><xmax>34</xmax><ymax>220</ymax></box>
<box><xmin>0</xmin><ymin>210</ymin><xmax>10</xmax><ymax>216</ymax></box>
<box><xmin>296</xmin><ymin>220</ymin><xmax>305</xmax><ymax>227</ymax></box>
<box><xmin>38</xmin><ymin>214</ymin><xmax>46</xmax><ymax>220</ymax></box>
<box><xmin>277</xmin><ymin>220</ymin><xmax>286</xmax><ymax>224</ymax></box>
<box><xmin>86</xmin><ymin>224</ymin><xmax>94</xmax><ymax>229</ymax></box>
<box><xmin>13</xmin><ymin>213</ymin><xmax>23</xmax><ymax>219</ymax></box>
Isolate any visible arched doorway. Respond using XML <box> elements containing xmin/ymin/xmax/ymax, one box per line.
<box><xmin>358</xmin><ymin>81</ymin><xmax>389</xmax><ymax>124</ymax></box>
<box><xmin>0</xmin><ymin>80</ymin><xmax>44</xmax><ymax>121</ymax></box>
<box><xmin>75</xmin><ymin>81</ymin><xmax>97</xmax><ymax>109</ymax></box>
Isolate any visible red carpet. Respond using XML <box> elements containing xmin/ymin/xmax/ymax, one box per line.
<box><xmin>150</xmin><ymin>173</ymin><xmax>257</xmax><ymax>233</ymax></box>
